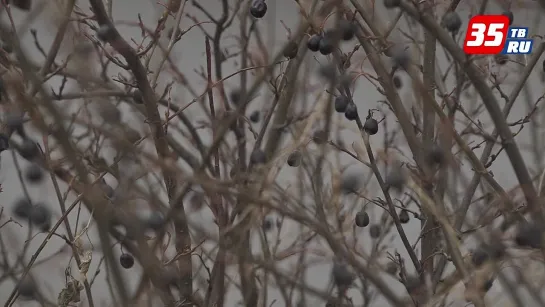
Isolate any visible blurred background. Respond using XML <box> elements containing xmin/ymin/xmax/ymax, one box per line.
<box><xmin>0</xmin><ymin>0</ymin><xmax>545</xmax><ymax>306</ymax></box>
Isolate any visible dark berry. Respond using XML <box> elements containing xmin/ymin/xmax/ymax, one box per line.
<box><xmin>369</xmin><ymin>224</ymin><xmax>381</xmax><ymax>238</ymax></box>
<box><xmin>249</xmin><ymin>110</ymin><xmax>260</xmax><ymax>123</ymax></box>
<box><xmin>229</xmin><ymin>89</ymin><xmax>241</xmax><ymax>106</ymax></box>
<box><xmin>363</xmin><ymin>118</ymin><xmax>379</xmax><ymax>135</ymax></box>
<box><xmin>312</xmin><ymin>130</ymin><xmax>328</xmax><ymax>144</ymax></box>
<box><xmin>344</xmin><ymin>103</ymin><xmax>358</xmax><ymax>120</ymax></box>
<box><xmin>307</xmin><ymin>35</ymin><xmax>321</xmax><ymax>52</ymax></box>
<box><xmin>29</xmin><ymin>204</ymin><xmax>51</xmax><ymax>229</ymax></box>
<box><xmin>287</xmin><ymin>151</ymin><xmax>301</xmax><ymax>167</ymax></box>
<box><xmin>484</xmin><ymin>242</ymin><xmax>506</xmax><ymax>259</ymax></box>
<box><xmin>10</xmin><ymin>0</ymin><xmax>31</xmax><ymax>11</ymax></box>
<box><xmin>385</xmin><ymin>262</ymin><xmax>398</xmax><ymax>275</ymax></box>
<box><xmin>441</xmin><ymin>11</ymin><xmax>462</xmax><ymax>34</ymax></box>
<box><xmin>98</xmin><ymin>103</ymin><xmax>121</xmax><ymax>122</ymax></box>
<box><xmin>17</xmin><ymin>276</ymin><xmax>36</xmax><ymax>299</ymax></box>
<box><xmin>146</xmin><ymin>211</ymin><xmax>165</xmax><ymax>231</ymax></box>
<box><xmin>338</xmin><ymin>20</ymin><xmax>356</xmax><ymax>41</ymax></box>
<box><xmin>471</xmin><ymin>248</ymin><xmax>489</xmax><ymax>266</ymax></box>
<box><xmin>250</xmin><ymin>0</ymin><xmax>267</xmax><ymax>18</ymax></box>
<box><xmin>384</xmin><ymin>0</ymin><xmax>400</xmax><ymax>9</ymax></box>
<box><xmin>96</xmin><ymin>24</ymin><xmax>114</xmax><ymax>41</ymax></box>
<box><xmin>318</xmin><ymin>36</ymin><xmax>334</xmax><ymax>55</ymax></box>
<box><xmin>503</xmin><ymin>11</ymin><xmax>514</xmax><ymax>25</ymax></box>
<box><xmin>390</xmin><ymin>45</ymin><xmax>410</xmax><ymax>69</ymax></box>
<box><xmin>25</xmin><ymin>163</ymin><xmax>44</xmax><ymax>183</ymax></box>
<box><xmin>355</xmin><ymin>211</ymin><xmax>369</xmax><ymax>227</ymax></box>
<box><xmin>494</xmin><ymin>54</ymin><xmax>508</xmax><ymax>65</ymax></box>
<box><xmin>119</xmin><ymin>253</ymin><xmax>134</xmax><ymax>269</ymax></box>
<box><xmin>250</xmin><ymin>149</ymin><xmax>267</xmax><ymax>165</ymax></box>
<box><xmin>331</xmin><ymin>261</ymin><xmax>354</xmax><ymax>289</ymax></box>
<box><xmin>5</xmin><ymin>113</ymin><xmax>26</xmax><ymax>137</ymax></box>
<box><xmin>262</xmin><ymin>217</ymin><xmax>273</xmax><ymax>232</ymax></box>
<box><xmin>385</xmin><ymin>168</ymin><xmax>405</xmax><ymax>192</ymax></box>
<box><xmin>393</xmin><ymin>75</ymin><xmax>402</xmax><ymax>88</ymax></box>
<box><xmin>482</xmin><ymin>279</ymin><xmax>494</xmax><ymax>292</ymax></box>
<box><xmin>319</xmin><ymin>63</ymin><xmax>337</xmax><ymax>81</ymax></box>
<box><xmin>399</xmin><ymin>210</ymin><xmax>410</xmax><ymax>224</ymax></box>
<box><xmin>18</xmin><ymin>139</ymin><xmax>39</xmax><ymax>160</ymax></box>
<box><xmin>12</xmin><ymin>198</ymin><xmax>32</xmax><ymax>219</ymax></box>
<box><xmin>0</xmin><ymin>133</ymin><xmax>9</xmax><ymax>152</ymax></box>
<box><xmin>283</xmin><ymin>41</ymin><xmax>298</xmax><ymax>59</ymax></box>
<box><xmin>340</xmin><ymin>173</ymin><xmax>360</xmax><ymax>194</ymax></box>
<box><xmin>132</xmin><ymin>89</ymin><xmax>143</xmax><ymax>104</ymax></box>
<box><xmin>515</xmin><ymin>222</ymin><xmax>542</xmax><ymax>248</ymax></box>
<box><xmin>335</xmin><ymin>96</ymin><xmax>350</xmax><ymax>113</ymax></box>
<box><xmin>426</xmin><ymin>144</ymin><xmax>445</xmax><ymax>166</ymax></box>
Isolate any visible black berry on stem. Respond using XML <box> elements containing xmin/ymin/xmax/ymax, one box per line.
<box><xmin>340</xmin><ymin>173</ymin><xmax>360</xmax><ymax>194</ymax></box>
<box><xmin>287</xmin><ymin>151</ymin><xmax>302</xmax><ymax>167</ymax></box>
<box><xmin>249</xmin><ymin>110</ymin><xmax>260</xmax><ymax>123</ymax></box>
<box><xmin>250</xmin><ymin>0</ymin><xmax>267</xmax><ymax>18</ymax></box>
<box><xmin>29</xmin><ymin>203</ymin><xmax>51</xmax><ymax>231</ymax></box>
<box><xmin>426</xmin><ymin>144</ymin><xmax>445</xmax><ymax>166</ymax></box>
<box><xmin>338</xmin><ymin>19</ymin><xmax>356</xmax><ymax>41</ymax></box>
<box><xmin>318</xmin><ymin>36</ymin><xmax>334</xmax><ymax>55</ymax></box>
<box><xmin>0</xmin><ymin>133</ymin><xmax>9</xmax><ymax>153</ymax></box>
<box><xmin>307</xmin><ymin>35</ymin><xmax>322</xmax><ymax>52</ymax></box>
<box><xmin>393</xmin><ymin>75</ymin><xmax>402</xmax><ymax>88</ymax></box>
<box><xmin>25</xmin><ymin>163</ymin><xmax>44</xmax><ymax>183</ymax></box>
<box><xmin>344</xmin><ymin>103</ymin><xmax>358</xmax><ymax>120</ymax></box>
<box><xmin>119</xmin><ymin>253</ymin><xmax>135</xmax><ymax>269</ymax></box>
<box><xmin>312</xmin><ymin>130</ymin><xmax>328</xmax><ymax>144</ymax></box>
<box><xmin>441</xmin><ymin>11</ymin><xmax>462</xmax><ymax>34</ymax></box>
<box><xmin>363</xmin><ymin>117</ymin><xmax>379</xmax><ymax>135</ymax></box>
<box><xmin>6</xmin><ymin>113</ymin><xmax>26</xmax><ymax>137</ymax></box>
<box><xmin>334</xmin><ymin>96</ymin><xmax>350</xmax><ymax>113</ymax></box>
<box><xmin>13</xmin><ymin>198</ymin><xmax>32</xmax><ymax>219</ymax></box>
<box><xmin>18</xmin><ymin>277</ymin><xmax>36</xmax><ymax>299</ymax></box>
<box><xmin>369</xmin><ymin>224</ymin><xmax>381</xmax><ymax>238</ymax></box>
<box><xmin>355</xmin><ymin>211</ymin><xmax>369</xmax><ymax>227</ymax></box>
<box><xmin>96</xmin><ymin>24</ymin><xmax>114</xmax><ymax>42</ymax></box>
<box><xmin>331</xmin><ymin>261</ymin><xmax>354</xmax><ymax>289</ymax></box>
<box><xmin>384</xmin><ymin>0</ymin><xmax>400</xmax><ymax>9</ymax></box>
<box><xmin>283</xmin><ymin>41</ymin><xmax>298</xmax><ymax>59</ymax></box>
<box><xmin>399</xmin><ymin>210</ymin><xmax>410</xmax><ymax>224</ymax></box>
<box><xmin>146</xmin><ymin>211</ymin><xmax>165</xmax><ymax>231</ymax></box>
<box><xmin>385</xmin><ymin>168</ymin><xmax>405</xmax><ymax>192</ymax></box>
<box><xmin>250</xmin><ymin>149</ymin><xmax>267</xmax><ymax>165</ymax></box>
<box><xmin>19</xmin><ymin>139</ymin><xmax>39</xmax><ymax>160</ymax></box>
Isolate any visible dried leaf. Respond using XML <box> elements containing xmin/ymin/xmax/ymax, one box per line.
<box><xmin>73</xmin><ymin>236</ymin><xmax>83</xmax><ymax>255</ymax></box>
<box><xmin>57</xmin><ymin>278</ymin><xmax>83</xmax><ymax>307</ymax></box>
<box><xmin>79</xmin><ymin>250</ymin><xmax>92</xmax><ymax>278</ymax></box>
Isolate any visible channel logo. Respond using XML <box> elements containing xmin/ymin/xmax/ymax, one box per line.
<box><xmin>463</xmin><ymin>15</ymin><xmax>533</xmax><ymax>55</ymax></box>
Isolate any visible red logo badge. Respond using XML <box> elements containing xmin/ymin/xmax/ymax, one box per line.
<box><xmin>463</xmin><ymin>15</ymin><xmax>509</xmax><ymax>55</ymax></box>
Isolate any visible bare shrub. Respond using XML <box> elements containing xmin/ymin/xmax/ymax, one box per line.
<box><xmin>0</xmin><ymin>0</ymin><xmax>545</xmax><ymax>307</ymax></box>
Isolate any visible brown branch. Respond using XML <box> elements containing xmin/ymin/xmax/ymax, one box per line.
<box><xmin>87</xmin><ymin>0</ymin><xmax>193</xmax><ymax>301</ymax></box>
